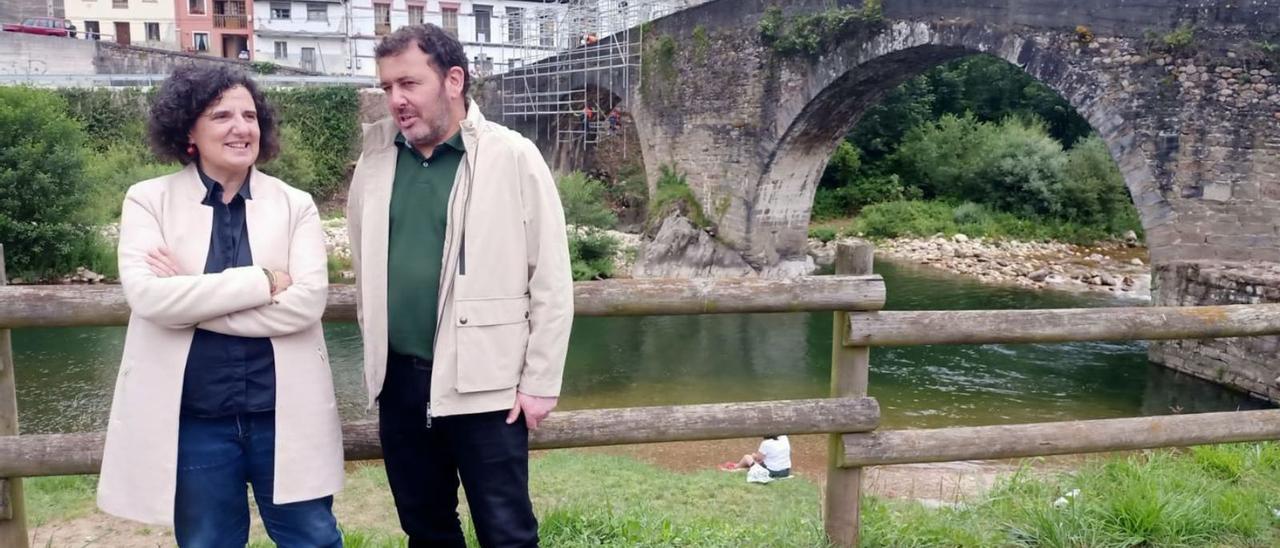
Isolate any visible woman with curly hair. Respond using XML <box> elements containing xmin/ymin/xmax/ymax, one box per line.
<box><xmin>96</xmin><ymin>65</ymin><xmax>344</xmax><ymax>547</ymax></box>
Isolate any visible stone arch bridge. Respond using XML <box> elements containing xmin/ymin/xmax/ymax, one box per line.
<box><xmin>478</xmin><ymin>0</ymin><xmax>1280</xmax><ymax>399</ymax></box>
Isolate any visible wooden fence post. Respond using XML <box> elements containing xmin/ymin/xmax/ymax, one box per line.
<box><xmin>825</xmin><ymin>240</ymin><xmax>873</xmax><ymax>547</ymax></box>
<box><xmin>0</xmin><ymin>245</ymin><xmax>29</xmax><ymax>547</ymax></box>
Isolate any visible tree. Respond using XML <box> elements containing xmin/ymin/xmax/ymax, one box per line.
<box><xmin>0</xmin><ymin>87</ymin><xmax>94</xmax><ymax>277</ymax></box>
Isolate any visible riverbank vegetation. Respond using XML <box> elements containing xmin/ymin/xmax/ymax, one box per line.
<box><xmin>816</xmin><ymin>55</ymin><xmax>1141</xmax><ymax>246</ymax></box>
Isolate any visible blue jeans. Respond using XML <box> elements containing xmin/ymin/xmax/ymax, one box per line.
<box><xmin>174</xmin><ymin>411</ymin><xmax>342</xmax><ymax>548</ymax></box>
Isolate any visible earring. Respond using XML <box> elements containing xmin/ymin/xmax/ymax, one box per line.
<box><xmin>187</xmin><ymin>144</ymin><xmax>197</xmax><ymax>156</ymax></box>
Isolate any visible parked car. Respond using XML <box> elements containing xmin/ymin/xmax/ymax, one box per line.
<box><xmin>2</xmin><ymin>17</ymin><xmax>75</xmax><ymax>38</ymax></box>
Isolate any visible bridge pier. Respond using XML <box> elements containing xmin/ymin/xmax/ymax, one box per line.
<box><xmin>1151</xmin><ymin>263</ymin><xmax>1280</xmax><ymax>404</ymax></box>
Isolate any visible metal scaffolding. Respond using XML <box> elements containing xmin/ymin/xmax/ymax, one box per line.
<box><xmin>498</xmin><ymin>0</ymin><xmax>690</xmax><ymax>148</ymax></box>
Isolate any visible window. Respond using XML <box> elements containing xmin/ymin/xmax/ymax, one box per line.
<box><xmin>373</xmin><ymin>2</ymin><xmax>390</xmax><ymax>35</ymax></box>
<box><xmin>472</xmin><ymin>54</ymin><xmax>492</xmax><ymax>76</ymax></box>
<box><xmin>538</xmin><ymin>11</ymin><xmax>553</xmax><ymax>47</ymax></box>
<box><xmin>407</xmin><ymin>4</ymin><xmax>422</xmax><ymax>25</ymax></box>
<box><xmin>441</xmin><ymin>7</ymin><xmax>457</xmax><ymax>37</ymax></box>
<box><xmin>505</xmin><ymin>7</ymin><xmax>522</xmax><ymax>42</ymax></box>
<box><xmin>145</xmin><ymin>22</ymin><xmax>159</xmax><ymax>41</ymax></box>
<box><xmin>112</xmin><ymin>0</ymin><xmax>126</xmax><ymax>8</ymax></box>
<box><xmin>84</xmin><ymin>20</ymin><xmax>100</xmax><ymax>39</ymax></box>
<box><xmin>189</xmin><ymin>0</ymin><xmax>205</xmax><ymax>15</ymax></box>
<box><xmin>193</xmin><ymin>32</ymin><xmax>209</xmax><ymax>51</ymax></box>
<box><xmin>306</xmin><ymin>2</ymin><xmax>326</xmax><ymax>21</ymax></box>
<box><xmin>273</xmin><ymin>40</ymin><xmax>287</xmax><ymax>59</ymax></box>
<box><xmin>474</xmin><ymin>5</ymin><xmax>490</xmax><ymax>42</ymax></box>
<box><xmin>270</xmin><ymin>1</ymin><xmax>290</xmax><ymax>19</ymax></box>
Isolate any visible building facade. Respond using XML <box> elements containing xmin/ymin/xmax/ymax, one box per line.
<box><xmin>253</xmin><ymin>0</ymin><xmax>346</xmax><ymax>72</ymax></box>
<box><xmin>64</xmin><ymin>0</ymin><xmax>178</xmax><ymax>48</ymax></box>
<box><xmin>175</xmin><ymin>0</ymin><xmax>254</xmax><ymax>58</ymax></box>
<box><xmin>346</xmin><ymin>0</ymin><xmax>567</xmax><ymax>77</ymax></box>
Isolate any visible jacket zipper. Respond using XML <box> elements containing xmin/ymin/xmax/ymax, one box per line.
<box><xmin>425</xmin><ymin>122</ymin><xmax>480</xmax><ymax>420</ymax></box>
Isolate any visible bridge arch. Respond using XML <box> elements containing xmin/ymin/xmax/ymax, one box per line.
<box><xmin>751</xmin><ymin>20</ymin><xmax>1164</xmax><ymax>268</ymax></box>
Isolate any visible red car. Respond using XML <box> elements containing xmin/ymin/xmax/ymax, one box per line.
<box><xmin>2</xmin><ymin>17</ymin><xmax>76</xmax><ymax>37</ymax></box>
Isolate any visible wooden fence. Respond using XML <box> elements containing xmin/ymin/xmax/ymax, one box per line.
<box><xmin>2</xmin><ymin>241</ymin><xmax>1280</xmax><ymax>546</ymax></box>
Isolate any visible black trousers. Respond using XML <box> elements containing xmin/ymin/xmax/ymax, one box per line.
<box><xmin>379</xmin><ymin>353</ymin><xmax>538</xmax><ymax>548</ymax></box>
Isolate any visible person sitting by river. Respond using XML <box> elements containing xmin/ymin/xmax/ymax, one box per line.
<box><xmin>720</xmin><ymin>434</ymin><xmax>792</xmax><ymax>480</ymax></box>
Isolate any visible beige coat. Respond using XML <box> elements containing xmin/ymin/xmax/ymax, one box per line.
<box><xmin>97</xmin><ymin>164</ymin><xmax>344</xmax><ymax>526</ymax></box>
<box><xmin>347</xmin><ymin>102</ymin><xmax>573</xmax><ymax>417</ymax></box>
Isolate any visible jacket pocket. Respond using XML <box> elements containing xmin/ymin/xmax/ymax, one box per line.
<box><xmin>454</xmin><ymin>295</ymin><xmax>531</xmax><ymax>393</ymax></box>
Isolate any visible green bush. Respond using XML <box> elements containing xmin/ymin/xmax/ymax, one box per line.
<box><xmin>607</xmin><ymin>162</ymin><xmax>649</xmax><ymax>212</ymax></box>
<box><xmin>79</xmin><ymin>142</ymin><xmax>178</xmax><ymax>225</ymax></box>
<box><xmin>849</xmin><ymin>200</ymin><xmax>1132</xmax><ymax>244</ymax></box>
<box><xmin>758</xmin><ymin>3</ymin><xmax>883</xmax><ymax>57</ymax></box>
<box><xmin>882</xmin><ymin>114</ymin><xmax>1138</xmax><ymax>241</ymax></box>
<box><xmin>251</xmin><ymin>61</ymin><xmax>280</xmax><ymax>75</ymax></box>
<box><xmin>976</xmin><ymin>116</ymin><xmax>1069</xmax><ymax>218</ymax></box>
<box><xmin>951</xmin><ymin>201</ymin><xmax>987</xmax><ymax>225</ymax></box>
<box><xmin>1062</xmin><ymin>135</ymin><xmax>1138</xmax><ymax>232</ymax></box>
<box><xmin>259</xmin><ymin>125</ymin><xmax>322</xmax><ymax>195</ymax></box>
<box><xmin>813</xmin><ymin>173</ymin><xmax>913</xmax><ymax>220</ymax></box>
<box><xmin>557</xmin><ymin>172</ymin><xmax>617</xmax><ymax>229</ymax></box>
<box><xmin>0</xmin><ymin>87</ymin><xmax>97</xmax><ymax>278</ymax></box>
<box><xmin>568</xmin><ymin>229</ymin><xmax>620</xmax><ymax>281</ymax></box>
<box><xmin>808</xmin><ymin>227</ymin><xmax>837</xmax><ymax>243</ymax></box>
<box><xmin>56</xmin><ymin>88</ymin><xmax>149</xmax><ymax>151</ymax></box>
<box><xmin>265</xmin><ymin>87</ymin><xmax>359</xmax><ymax>201</ymax></box>
<box><xmin>647</xmin><ymin>165</ymin><xmax>709</xmax><ymax>231</ymax></box>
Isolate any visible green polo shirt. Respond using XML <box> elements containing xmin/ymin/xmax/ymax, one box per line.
<box><xmin>387</xmin><ymin>130</ymin><xmax>465</xmax><ymax>361</ymax></box>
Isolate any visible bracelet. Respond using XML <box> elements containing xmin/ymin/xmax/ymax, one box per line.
<box><xmin>263</xmin><ymin>268</ymin><xmax>277</xmax><ymax>295</ymax></box>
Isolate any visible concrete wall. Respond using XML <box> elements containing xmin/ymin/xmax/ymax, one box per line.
<box><xmin>0</xmin><ymin>31</ymin><xmax>95</xmax><ymax>74</ymax></box>
<box><xmin>0</xmin><ymin>31</ymin><xmax>315</xmax><ymax>75</ymax></box>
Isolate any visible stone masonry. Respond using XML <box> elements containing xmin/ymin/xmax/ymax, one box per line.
<box><xmin>1150</xmin><ymin>262</ymin><xmax>1280</xmax><ymax>401</ymax></box>
<box><xmin>480</xmin><ymin>0</ymin><xmax>1280</xmax><ymax>401</ymax></box>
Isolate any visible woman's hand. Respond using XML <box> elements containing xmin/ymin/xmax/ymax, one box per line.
<box><xmin>272</xmin><ymin>270</ymin><xmax>293</xmax><ymax>295</ymax></box>
<box><xmin>146</xmin><ymin>247</ymin><xmax>183</xmax><ymax>278</ymax></box>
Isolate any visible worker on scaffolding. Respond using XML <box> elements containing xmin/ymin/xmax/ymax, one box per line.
<box><xmin>607</xmin><ymin>106</ymin><xmax>622</xmax><ymax>136</ymax></box>
<box><xmin>581</xmin><ymin>104</ymin><xmax>595</xmax><ymax>141</ymax></box>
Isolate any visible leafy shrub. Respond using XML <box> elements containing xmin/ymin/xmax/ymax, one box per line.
<box><xmin>0</xmin><ymin>87</ymin><xmax>95</xmax><ymax>277</ymax></box>
<box><xmin>265</xmin><ymin>87</ymin><xmax>359</xmax><ymax>201</ymax></box>
<box><xmin>569</xmin><ymin>229</ymin><xmax>620</xmax><ymax>281</ymax></box>
<box><xmin>808</xmin><ymin>227</ymin><xmax>837</xmax><ymax>243</ymax></box>
<box><xmin>259</xmin><ymin>125</ymin><xmax>322</xmax><ymax>195</ymax></box>
<box><xmin>647</xmin><ymin>165</ymin><xmax>709</xmax><ymax>231</ymax></box>
<box><xmin>56</xmin><ymin>88</ymin><xmax>149</xmax><ymax>151</ymax></box>
<box><xmin>557</xmin><ymin>172</ymin><xmax>617</xmax><ymax>229</ymax></box>
<box><xmin>79</xmin><ymin>142</ymin><xmax>178</xmax><ymax>225</ymax></box>
<box><xmin>758</xmin><ymin>3</ymin><xmax>884</xmax><ymax>57</ymax></box>
<box><xmin>951</xmin><ymin>201</ymin><xmax>987</xmax><ymax>225</ymax></box>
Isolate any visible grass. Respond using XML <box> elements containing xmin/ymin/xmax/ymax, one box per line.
<box><xmin>816</xmin><ymin>199</ymin><xmax>1142</xmax><ymax>245</ymax></box>
<box><xmin>23</xmin><ymin>445</ymin><xmax>1280</xmax><ymax>546</ymax></box>
<box><xmin>24</xmin><ymin>475</ymin><xmax>98</xmax><ymax>527</ymax></box>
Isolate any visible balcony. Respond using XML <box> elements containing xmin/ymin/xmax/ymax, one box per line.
<box><xmin>214</xmin><ymin>1</ymin><xmax>247</xmax><ymax>29</ymax></box>
<box><xmin>214</xmin><ymin>14</ymin><xmax>248</xmax><ymax>28</ymax></box>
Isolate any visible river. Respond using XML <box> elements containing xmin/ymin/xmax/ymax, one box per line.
<box><xmin>9</xmin><ymin>259</ymin><xmax>1266</xmax><ymax>435</ymax></box>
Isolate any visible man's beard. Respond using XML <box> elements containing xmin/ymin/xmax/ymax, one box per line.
<box><xmin>406</xmin><ymin>87</ymin><xmax>452</xmax><ymax>148</ymax></box>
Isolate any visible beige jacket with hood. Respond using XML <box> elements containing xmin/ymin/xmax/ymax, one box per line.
<box><xmin>346</xmin><ymin>101</ymin><xmax>574</xmax><ymax>417</ymax></box>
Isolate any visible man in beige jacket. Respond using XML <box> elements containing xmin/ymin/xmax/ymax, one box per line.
<box><xmin>346</xmin><ymin>24</ymin><xmax>573</xmax><ymax>548</ymax></box>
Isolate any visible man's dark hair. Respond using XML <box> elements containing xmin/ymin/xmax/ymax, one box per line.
<box><xmin>375</xmin><ymin>24</ymin><xmax>471</xmax><ymax>98</ymax></box>
<box><xmin>148</xmin><ymin>64</ymin><xmax>279</xmax><ymax>165</ymax></box>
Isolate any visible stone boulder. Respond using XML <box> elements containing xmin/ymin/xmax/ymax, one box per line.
<box><xmin>632</xmin><ymin>215</ymin><xmax>756</xmax><ymax>278</ymax></box>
